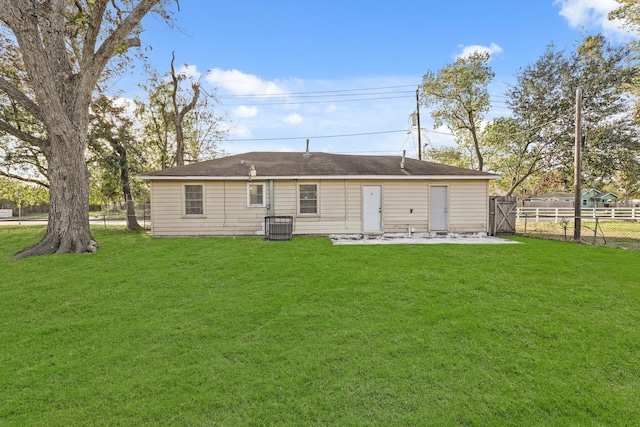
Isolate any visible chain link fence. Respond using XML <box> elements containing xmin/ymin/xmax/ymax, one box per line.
<box><xmin>91</xmin><ymin>203</ymin><xmax>151</xmax><ymax>230</ymax></box>
<box><xmin>517</xmin><ymin>215</ymin><xmax>640</xmax><ymax>251</ymax></box>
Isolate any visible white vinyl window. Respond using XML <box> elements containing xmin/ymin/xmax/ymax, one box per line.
<box><xmin>299</xmin><ymin>184</ymin><xmax>318</xmax><ymax>215</ymax></box>
<box><xmin>185</xmin><ymin>184</ymin><xmax>204</xmax><ymax>216</ymax></box>
<box><xmin>247</xmin><ymin>183</ymin><xmax>266</xmax><ymax>207</ymax></box>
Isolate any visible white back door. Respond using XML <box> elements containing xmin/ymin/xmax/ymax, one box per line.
<box><xmin>363</xmin><ymin>185</ymin><xmax>382</xmax><ymax>232</ymax></box>
<box><xmin>430</xmin><ymin>186</ymin><xmax>448</xmax><ymax>231</ymax></box>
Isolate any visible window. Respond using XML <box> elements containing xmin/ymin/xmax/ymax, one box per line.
<box><xmin>582</xmin><ymin>199</ymin><xmax>587</xmax><ymax>206</ymax></box>
<box><xmin>247</xmin><ymin>183</ymin><xmax>265</xmax><ymax>207</ymax></box>
<box><xmin>299</xmin><ymin>184</ymin><xmax>317</xmax><ymax>215</ymax></box>
<box><xmin>185</xmin><ymin>184</ymin><xmax>203</xmax><ymax>215</ymax></box>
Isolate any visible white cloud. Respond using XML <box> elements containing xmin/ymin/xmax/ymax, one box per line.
<box><xmin>111</xmin><ymin>96</ymin><xmax>136</xmax><ymax>114</ymax></box>
<box><xmin>206</xmin><ymin>68</ymin><xmax>288</xmax><ymax>96</ymax></box>
<box><xmin>456</xmin><ymin>43</ymin><xmax>503</xmax><ymax>60</ymax></box>
<box><xmin>233</xmin><ymin>105</ymin><xmax>258</xmax><ymax>118</ymax></box>
<box><xmin>229</xmin><ymin>125</ymin><xmax>252</xmax><ymax>138</ymax></box>
<box><xmin>554</xmin><ymin>0</ymin><xmax>633</xmax><ymax>41</ymax></box>
<box><xmin>283</xmin><ymin>113</ymin><xmax>303</xmax><ymax>124</ymax></box>
<box><xmin>325</xmin><ymin>104</ymin><xmax>337</xmax><ymax>114</ymax></box>
<box><xmin>320</xmin><ymin>144</ymin><xmax>336</xmax><ymax>153</ymax></box>
<box><xmin>177</xmin><ymin>64</ymin><xmax>202</xmax><ymax>80</ymax></box>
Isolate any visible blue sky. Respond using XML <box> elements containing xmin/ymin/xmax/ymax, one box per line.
<box><xmin>124</xmin><ymin>0</ymin><xmax>634</xmax><ymax>158</ymax></box>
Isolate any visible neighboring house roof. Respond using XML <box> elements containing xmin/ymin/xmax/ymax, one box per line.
<box><xmin>595</xmin><ymin>191</ymin><xmax>618</xmax><ymax>200</ymax></box>
<box><xmin>582</xmin><ymin>189</ymin><xmax>618</xmax><ymax>200</ymax></box>
<box><xmin>140</xmin><ymin>152</ymin><xmax>498</xmax><ymax>180</ymax></box>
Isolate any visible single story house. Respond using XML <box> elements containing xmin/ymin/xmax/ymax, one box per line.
<box><xmin>139</xmin><ymin>152</ymin><xmax>498</xmax><ymax>237</ymax></box>
<box><xmin>581</xmin><ymin>189</ymin><xmax>619</xmax><ymax>208</ymax></box>
<box><xmin>525</xmin><ymin>189</ymin><xmax>620</xmax><ymax>208</ymax></box>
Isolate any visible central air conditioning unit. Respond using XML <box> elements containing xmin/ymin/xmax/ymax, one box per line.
<box><xmin>264</xmin><ymin>216</ymin><xmax>294</xmax><ymax>241</ymax></box>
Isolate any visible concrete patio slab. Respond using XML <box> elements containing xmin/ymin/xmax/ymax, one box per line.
<box><xmin>330</xmin><ymin>233</ymin><xmax>520</xmax><ymax>245</ymax></box>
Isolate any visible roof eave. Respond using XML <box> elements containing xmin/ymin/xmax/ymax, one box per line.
<box><xmin>139</xmin><ymin>174</ymin><xmax>499</xmax><ymax>181</ymax></box>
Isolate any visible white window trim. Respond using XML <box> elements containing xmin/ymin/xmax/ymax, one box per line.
<box><xmin>298</xmin><ymin>182</ymin><xmax>319</xmax><ymax>216</ymax></box>
<box><xmin>247</xmin><ymin>182</ymin><xmax>266</xmax><ymax>208</ymax></box>
<box><xmin>183</xmin><ymin>183</ymin><xmax>206</xmax><ymax>217</ymax></box>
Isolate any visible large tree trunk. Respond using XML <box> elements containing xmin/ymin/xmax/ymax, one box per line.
<box><xmin>124</xmin><ymin>195</ymin><xmax>142</xmax><ymax>231</ymax></box>
<box><xmin>13</xmin><ymin>133</ymin><xmax>98</xmax><ymax>260</ymax></box>
<box><xmin>115</xmin><ymin>143</ymin><xmax>142</xmax><ymax>231</ymax></box>
<box><xmin>1</xmin><ymin>0</ymin><xmax>161</xmax><ymax>259</ymax></box>
<box><xmin>175</xmin><ymin>120</ymin><xmax>185</xmax><ymax>166</ymax></box>
<box><xmin>468</xmin><ymin>111</ymin><xmax>484</xmax><ymax>172</ymax></box>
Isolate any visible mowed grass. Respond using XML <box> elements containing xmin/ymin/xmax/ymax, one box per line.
<box><xmin>1</xmin><ymin>227</ymin><xmax>639</xmax><ymax>426</ymax></box>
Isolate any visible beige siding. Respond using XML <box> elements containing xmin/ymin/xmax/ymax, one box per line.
<box><xmin>150</xmin><ymin>180</ymin><xmax>268</xmax><ymax>236</ymax></box>
<box><xmin>272</xmin><ymin>180</ymin><xmax>296</xmax><ymax>216</ymax></box>
<box><xmin>448</xmin><ymin>181</ymin><xmax>489</xmax><ymax>232</ymax></box>
<box><xmin>149</xmin><ymin>178</ymin><xmax>490</xmax><ymax>236</ymax></box>
<box><xmin>381</xmin><ymin>181</ymin><xmax>429</xmax><ymax>233</ymax></box>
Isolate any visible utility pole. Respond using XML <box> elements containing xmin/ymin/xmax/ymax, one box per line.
<box><xmin>416</xmin><ymin>89</ymin><xmax>422</xmax><ymax>160</ymax></box>
<box><xmin>573</xmin><ymin>87</ymin><xmax>582</xmax><ymax>241</ymax></box>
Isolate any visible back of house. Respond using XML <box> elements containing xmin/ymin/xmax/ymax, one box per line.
<box><xmin>139</xmin><ymin>152</ymin><xmax>498</xmax><ymax>237</ymax></box>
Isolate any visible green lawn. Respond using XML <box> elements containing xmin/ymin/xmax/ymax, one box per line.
<box><xmin>1</xmin><ymin>227</ymin><xmax>639</xmax><ymax>426</ymax></box>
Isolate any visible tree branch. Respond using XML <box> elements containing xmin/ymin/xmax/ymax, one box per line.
<box><xmin>171</xmin><ymin>50</ymin><xmax>179</xmax><ymax>113</ymax></box>
<box><xmin>81</xmin><ymin>0</ymin><xmax>108</xmax><ymax>70</ymax></box>
<box><xmin>0</xmin><ymin>78</ymin><xmax>46</xmax><ymax>123</ymax></box>
<box><xmin>0</xmin><ymin>118</ymin><xmax>49</xmax><ymax>150</ymax></box>
<box><xmin>90</xmin><ymin>0</ymin><xmax>160</xmax><ymax>82</ymax></box>
<box><xmin>42</xmin><ymin>0</ymin><xmax>74</xmax><ymax>79</ymax></box>
<box><xmin>0</xmin><ymin>1</ymin><xmax>69</xmax><ymax>119</ymax></box>
<box><xmin>0</xmin><ymin>170</ymin><xmax>49</xmax><ymax>188</ymax></box>
<box><xmin>179</xmin><ymin>82</ymin><xmax>200</xmax><ymax>118</ymax></box>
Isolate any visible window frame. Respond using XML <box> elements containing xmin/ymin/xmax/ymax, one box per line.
<box><xmin>247</xmin><ymin>182</ymin><xmax>266</xmax><ymax>208</ymax></box>
<box><xmin>298</xmin><ymin>182</ymin><xmax>319</xmax><ymax>216</ymax></box>
<box><xmin>183</xmin><ymin>184</ymin><xmax>205</xmax><ymax>217</ymax></box>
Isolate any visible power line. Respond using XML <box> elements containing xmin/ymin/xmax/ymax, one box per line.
<box><xmin>222</xmin><ymin>149</ymin><xmax>403</xmax><ymax>156</ymax></box>
<box><xmin>219</xmin><ymin>90</ymin><xmax>415</xmax><ymax>100</ymax></box>
<box><xmin>220</xmin><ymin>94</ymin><xmax>413</xmax><ymax>107</ymax></box>
<box><xmin>216</xmin><ymin>84</ymin><xmax>418</xmax><ymax>99</ymax></box>
<box><xmin>227</xmin><ymin>129</ymin><xmax>408</xmax><ymax>142</ymax></box>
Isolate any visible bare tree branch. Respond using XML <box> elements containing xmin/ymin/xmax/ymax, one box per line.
<box><xmin>170</xmin><ymin>51</ymin><xmax>200</xmax><ymax>166</ymax></box>
<box><xmin>0</xmin><ymin>78</ymin><xmax>46</xmax><ymax>123</ymax></box>
<box><xmin>0</xmin><ymin>118</ymin><xmax>49</xmax><ymax>150</ymax></box>
<box><xmin>0</xmin><ymin>170</ymin><xmax>49</xmax><ymax>188</ymax></box>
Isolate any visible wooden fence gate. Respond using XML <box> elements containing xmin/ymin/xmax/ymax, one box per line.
<box><xmin>489</xmin><ymin>196</ymin><xmax>517</xmax><ymax>235</ymax></box>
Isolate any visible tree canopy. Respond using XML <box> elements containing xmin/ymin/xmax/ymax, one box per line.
<box><xmin>501</xmin><ymin>35</ymin><xmax>637</xmax><ymax>197</ymax></box>
<box><xmin>421</xmin><ymin>51</ymin><xmax>494</xmax><ymax>171</ymax></box>
<box><xmin>419</xmin><ymin>32</ymin><xmax>639</xmax><ymax>200</ymax></box>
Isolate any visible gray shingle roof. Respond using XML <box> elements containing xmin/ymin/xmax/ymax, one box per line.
<box><xmin>141</xmin><ymin>152</ymin><xmax>497</xmax><ymax>179</ymax></box>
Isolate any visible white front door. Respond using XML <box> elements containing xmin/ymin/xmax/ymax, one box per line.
<box><xmin>363</xmin><ymin>185</ymin><xmax>382</xmax><ymax>232</ymax></box>
<box><xmin>430</xmin><ymin>186</ymin><xmax>448</xmax><ymax>231</ymax></box>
